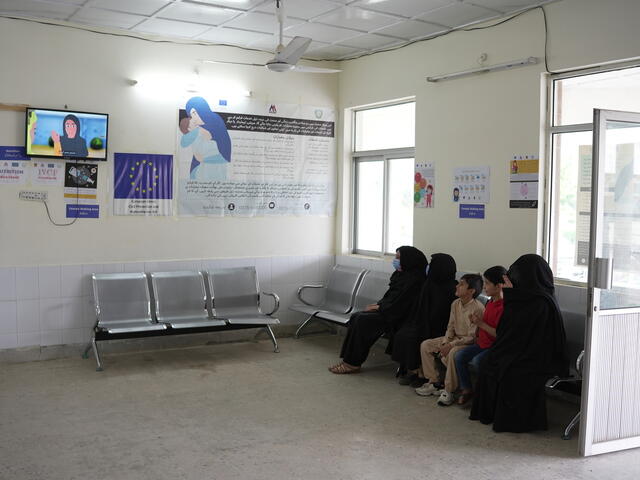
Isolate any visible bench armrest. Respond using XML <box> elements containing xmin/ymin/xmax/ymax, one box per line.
<box><xmin>261</xmin><ymin>291</ymin><xmax>280</xmax><ymax>316</ymax></box>
<box><xmin>296</xmin><ymin>284</ymin><xmax>324</xmax><ymax>306</ymax></box>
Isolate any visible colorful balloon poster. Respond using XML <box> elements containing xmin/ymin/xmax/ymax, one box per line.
<box><xmin>414</xmin><ymin>163</ymin><xmax>435</xmax><ymax>208</ymax></box>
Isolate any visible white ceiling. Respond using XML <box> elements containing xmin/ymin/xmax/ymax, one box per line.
<box><xmin>0</xmin><ymin>0</ymin><xmax>557</xmax><ymax>61</ymax></box>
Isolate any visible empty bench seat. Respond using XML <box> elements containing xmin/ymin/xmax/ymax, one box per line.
<box><xmin>150</xmin><ymin>270</ymin><xmax>226</xmax><ymax>329</ymax></box>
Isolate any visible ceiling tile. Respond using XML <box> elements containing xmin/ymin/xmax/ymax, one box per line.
<box><xmin>314</xmin><ymin>6</ymin><xmax>399</xmax><ymax>32</ymax></box>
<box><xmin>352</xmin><ymin>0</ymin><xmax>454</xmax><ymax>18</ymax></box>
<box><xmin>256</xmin><ymin>0</ymin><xmax>339</xmax><ymax>20</ymax></box>
<box><xmin>196</xmin><ymin>27</ymin><xmax>273</xmax><ymax>46</ymax></box>
<box><xmin>183</xmin><ymin>0</ymin><xmax>264</xmax><ymax>8</ymax></box>
<box><xmin>69</xmin><ymin>8</ymin><xmax>146</xmax><ymax>29</ymax></box>
<box><xmin>336</xmin><ymin>33</ymin><xmax>400</xmax><ymax>50</ymax></box>
<box><xmin>284</xmin><ymin>22</ymin><xmax>363</xmax><ymax>43</ymax></box>
<box><xmin>158</xmin><ymin>3</ymin><xmax>240</xmax><ymax>26</ymax></box>
<box><xmin>304</xmin><ymin>44</ymin><xmax>360</xmax><ymax>60</ymax></box>
<box><xmin>417</xmin><ymin>2</ymin><xmax>498</xmax><ymax>28</ymax></box>
<box><xmin>0</xmin><ymin>0</ymin><xmax>77</xmax><ymax>20</ymax></box>
<box><xmin>374</xmin><ymin>19</ymin><xmax>449</xmax><ymax>39</ymax></box>
<box><xmin>470</xmin><ymin>0</ymin><xmax>544</xmax><ymax>12</ymax></box>
<box><xmin>223</xmin><ymin>11</ymin><xmax>303</xmax><ymax>33</ymax></box>
<box><xmin>89</xmin><ymin>0</ymin><xmax>170</xmax><ymax>16</ymax></box>
<box><xmin>133</xmin><ymin>18</ymin><xmax>211</xmax><ymax>38</ymax></box>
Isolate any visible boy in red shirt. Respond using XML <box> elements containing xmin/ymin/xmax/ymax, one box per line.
<box><xmin>453</xmin><ymin>265</ymin><xmax>507</xmax><ymax>406</ymax></box>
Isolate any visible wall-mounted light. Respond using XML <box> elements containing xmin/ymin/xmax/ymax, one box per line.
<box><xmin>426</xmin><ymin>56</ymin><xmax>539</xmax><ymax>83</ymax></box>
<box><xmin>128</xmin><ymin>74</ymin><xmax>251</xmax><ymax>99</ymax></box>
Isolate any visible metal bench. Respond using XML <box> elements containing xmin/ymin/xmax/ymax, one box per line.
<box><xmin>291</xmin><ymin>264</ymin><xmax>366</xmax><ymax>338</ymax></box>
<box><xmin>83</xmin><ymin>268</ymin><xmax>280</xmax><ymax>371</ymax></box>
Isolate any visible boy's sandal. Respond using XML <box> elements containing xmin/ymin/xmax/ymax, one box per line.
<box><xmin>328</xmin><ymin>362</ymin><xmax>361</xmax><ymax>374</ymax></box>
<box><xmin>457</xmin><ymin>392</ymin><xmax>473</xmax><ymax>405</ymax></box>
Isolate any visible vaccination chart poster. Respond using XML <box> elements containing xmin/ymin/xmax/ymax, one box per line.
<box><xmin>64</xmin><ymin>162</ymin><xmax>99</xmax><ymax>218</ymax></box>
<box><xmin>509</xmin><ymin>155</ymin><xmax>539</xmax><ymax>208</ymax></box>
<box><xmin>452</xmin><ymin>166</ymin><xmax>490</xmax><ymax>204</ymax></box>
<box><xmin>113</xmin><ymin>153</ymin><xmax>173</xmax><ymax>216</ymax></box>
<box><xmin>0</xmin><ymin>146</ymin><xmax>29</xmax><ymax>185</ymax></box>
<box><xmin>414</xmin><ymin>163</ymin><xmax>435</xmax><ymax>208</ymax></box>
<box><xmin>176</xmin><ymin>97</ymin><xmax>336</xmax><ymax>217</ymax></box>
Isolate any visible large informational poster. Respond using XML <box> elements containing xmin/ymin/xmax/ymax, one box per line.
<box><xmin>0</xmin><ymin>146</ymin><xmax>28</xmax><ymax>185</ymax></box>
<box><xmin>509</xmin><ymin>155</ymin><xmax>539</xmax><ymax>208</ymax></box>
<box><xmin>177</xmin><ymin>97</ymin><xmax>335</xmax><ymax>216</ymax></box>
<box><xmin>414</xmin><ymin>163</ymin><xmax>435</xmax><ymax>208</ymax></box>
<box><xmin>113</xmin><ymin>153</ymin><xmax>173</xmax><ymax>216</ymax></box>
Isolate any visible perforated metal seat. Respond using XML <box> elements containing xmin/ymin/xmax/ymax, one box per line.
<box><xmin>150</xmin><ymin>271</ymin><xmax>226</xmax><ymax>329</ymax></box>
<box><xmin>207</xmin><ymin>267</ymin><xmax>280</xmax><ymax>351</ymax></box>
<box><xmin>292</xmin><ymin>265</ymin><xmax>366</xmax><ymax>337</ymax></box>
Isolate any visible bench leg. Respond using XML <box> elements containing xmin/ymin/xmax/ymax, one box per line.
<box><xmin>81</xmin><ymin>341</ymin><xmax>92</xmax><ymax>359</ymax></box>
<box><xmin>562</xmin><ymin>411</ymin><xmax>580</xmax><ymax>440</ymax></box>
<box><xmin>91</xmin><ymin>338</ymin><xmax>104</xmax><ymax>372</ymax></box>
<box><xmin>265</xmin><ymin>325</ymin><xmax>279</xmax><ymax>353</ymax></box>
<box><xmin>295</xmin><ymin>314</ymin><xmax>317</xmax><ymax>339</ymax></box>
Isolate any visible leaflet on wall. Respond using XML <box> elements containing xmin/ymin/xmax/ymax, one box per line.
<box><xmin>0</xmin><ymin>146</ymin><xmax>29</xmax><ymax>185</ymax></box>
<box><xmin>31</xmin><ymin>160</ymin><xmax>64</xmax><ymax>186</ymax></box>
<box><xmin>452</xmin><ymin>166</ymin><xmax>490</xmax><ymax>204</ymax></box>
<box><xmin>509</xmin><ymin>155</ymin><xmax>539</xmax><ymax>208</ymax></box>
<box><xmin>64</xmin><ymin>162</ymin><xmax>99</xmax><ymax>218</ymax></box>
<box><xmin>113</xmin><ymin>153</ymin><xmax>173</xmax><ymax>216</ymax></box>
<box><xmin>177</xmin><ymin>97</ymin><xmax>335</xmax><ymax>216</ymax></box>
<box><xmin>414</xmin><ymin>163</ymin><xmax>435</xmax><ymax>208</ymax></box>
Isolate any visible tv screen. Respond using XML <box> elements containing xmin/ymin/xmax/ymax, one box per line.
<box><xmin>26</xmin><ymin>107</ymin><xmax>109</xmax><ymax>161</ymax></box>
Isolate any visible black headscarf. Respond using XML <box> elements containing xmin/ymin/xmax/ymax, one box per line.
<box><xmin>60</xmin><ymin>114</ymin><xmax>88</xmax><ymax>157</ymax></box>
<box><xmin>376</xmin><ymin>246</ymin><xmax>428</xmax><ymax>326</ymax></box>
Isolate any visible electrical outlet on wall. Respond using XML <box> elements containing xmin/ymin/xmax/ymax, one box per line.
<box><xmin>19</xmin><ymin>191</ymin><xmax>48</xmax><ymax>202</ymax></box>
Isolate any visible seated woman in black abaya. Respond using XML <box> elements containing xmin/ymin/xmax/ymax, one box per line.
<box><xmin>389</xmin><ymin>253</ymin><xmax>458</xmax><ymax>385</ymax></box>
<box><xmin>469</xmin><ymin>254</ymin><xmax>569</xmax><ymax>433</ymax></box>
<box><xmin>329</xmin><ymin>246</ymin><xmax>428</xmax><ymax>374</ymax></box>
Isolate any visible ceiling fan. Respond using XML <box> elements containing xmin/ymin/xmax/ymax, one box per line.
<box><xmin>202</xmin><ymin>0</ymin><xmax>340</xmax><ymax>74</ymax></box>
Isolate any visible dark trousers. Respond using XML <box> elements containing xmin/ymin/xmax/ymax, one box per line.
<box><xmin>340</xmin><ymin>311</ymin><xmax>390</xmax><ymax>367</ymax></box>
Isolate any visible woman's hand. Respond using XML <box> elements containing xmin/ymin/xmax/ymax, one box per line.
<box><xmin>502</xmin><ymin>274</ymin><xmax>513</xmax><ymax>288</ymax></box>
<box><xmin>364</xmin><ymin>304</ymin><xmax>379</xmax><ymax>312</ymax></box>
<box><xmin>469</xmin><ymin>312</ymin><xmax>483</xmax><ymax>325</ymax></box>
<box><xmin>440</xmin><ymin>343</ymin><xmax>453</xmax><ymax>357</ymax></box>
<box><xmin>51</xmin><ymin>131</ymin><xmax>60</xmax><ymax>143</ymax></box>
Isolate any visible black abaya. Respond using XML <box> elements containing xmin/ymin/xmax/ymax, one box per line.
<box><xmin>470</xmin><ymin>254</ymin><xmax>568</xmax><ymax>432</ymax></box>
<box><xmin>389</xmin><ymin>253</ymin><xmax>457</xmax><ymax>370</ymax></box>
<box><xmin>338</xmin><ymin>246</ymin><xmax>427</xmax><ymax>367</ymax></box>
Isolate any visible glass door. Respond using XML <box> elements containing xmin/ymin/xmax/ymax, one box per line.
<box><xmin>580</xmin><ymin>109</ymin><xmax>640</xmax><ymax>456</ymax></box>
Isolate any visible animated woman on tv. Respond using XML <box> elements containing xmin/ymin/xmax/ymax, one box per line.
<box><xmin>51</xmin><ymin>114</ymin><xmax>88</xmax><ymax>157</ymax></box>
<box><xmin>181</xmin><ymin>96</ymin><xmax>231</xmax><ymax>181</ymax></box>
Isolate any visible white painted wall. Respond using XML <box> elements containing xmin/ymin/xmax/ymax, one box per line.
<box><xmin>0</xmin><ymin>17</ymin><xmax>339</xmax><ymax>267</ymax></box>
<box><xmin>336</xmin><ymin>0</ymin><xmax>640</xmax><ymax>273</ymax></box>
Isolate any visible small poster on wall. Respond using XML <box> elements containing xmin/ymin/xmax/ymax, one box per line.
<box><xmin>0</xmin><ymin>146</ymin><xmax>29</xmax><ymax>185</ymax></box>
<box><xmin>414</xmin><ymin>163</ymin><xmax>435</xmax><ymax>208</ymax></box>
<box><xmin>453</xmin><ymin>166</ymin><xmax>490</xmax><ymax>203</ymax></box>
<box><xmin>509</xmin><ymin>155</ymin><xmax>539</xmax><ymax>208</ymax></box>
<box><xmin>113</xmin><ymin>153</ymin><xmax>173</xmax><ymax>216</ymax></box>
<box><xmin>31</xmin><ymin>160</ymin><xmax>64</xmax><ymax>186</ymax></box>
<box><xmin>64</xmin><ymin>162</ymin><xmax>99</xmax><ymax>218</ymax></box>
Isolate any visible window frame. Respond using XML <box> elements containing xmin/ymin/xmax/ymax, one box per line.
<box><xmin>352</xmin><ymin>148</ymin><xmax>415</xmax><ymax>256</ymax></box>
<box><xmin>543</xmin><ymin>60</ymin><xmax>640</xmax><ymax>286</ymax></box>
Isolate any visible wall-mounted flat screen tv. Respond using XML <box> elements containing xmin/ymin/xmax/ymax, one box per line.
<box><xmin>26</xmin><ymin>107</ymin><xmax>109</xmax><ymax>161</ymax></box>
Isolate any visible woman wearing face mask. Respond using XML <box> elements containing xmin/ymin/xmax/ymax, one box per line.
<box><xmin>329</xmin><ymin>246</ymin><xmax>428</xmax><ymax>374</ymax></box>
<box><xmin>469</xmin><ymin>254</ymin><xmax>569</xmax><ymax>432</ymax></box>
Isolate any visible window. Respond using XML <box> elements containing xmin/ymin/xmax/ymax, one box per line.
<box><xmin>352</xmin><ymin>101</ymin><xmax>415</xmax><ymax>255</ymax></box>
<box><xmin>547</xmin><ymin>65</ymin><xmax>640</xmax><ymax>283</ymax></box>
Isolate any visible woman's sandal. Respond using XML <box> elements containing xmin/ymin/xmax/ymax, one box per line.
<box><xmin>328</xmin><ymin>362</ymin><xmax>361</xmax><ymax>374</ymax></box>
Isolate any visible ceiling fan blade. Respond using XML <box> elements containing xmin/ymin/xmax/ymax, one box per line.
<box><xmin>292</xmin><ymin>65</ymin><xmax>342</xmax><ymax>74</ymax></box>
<box><xmin>201</xmin><ymin>59</ymin><xmax>266</xmax><ymax>68</ymax></box>
<box><xmin>275</xmin><ymin>36</ymin><xmax>311</xmax><ymax>65</ymax></box>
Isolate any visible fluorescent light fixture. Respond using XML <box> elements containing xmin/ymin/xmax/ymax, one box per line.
<box><xmin>426</xmin><ymin>57</ymin><xmax>539</xmax><ymax>83</ymax></box>
<box><xmin>130</xmin><ymin>77</ymin><xmax>251</xmax><ymax>98</ymax></box>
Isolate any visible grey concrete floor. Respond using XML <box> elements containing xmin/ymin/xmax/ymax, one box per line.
<box><xmin>2</xmin><ymin>335</ymin><xmax>640</xmax><ymax>480</ymax></box>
